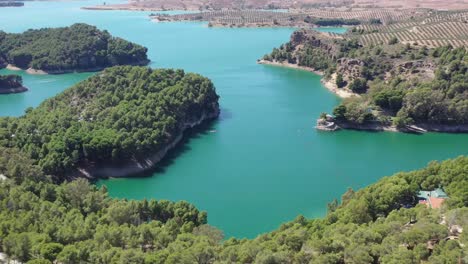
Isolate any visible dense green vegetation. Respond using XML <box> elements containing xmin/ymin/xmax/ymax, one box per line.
<box><xmin>1</xmin><ymin>148</ymin><xmax>466</xmax><ymax>263</ymax></box>
<box><xmin>0</xmin><ymin>24</ymin><xmax>149</xmax><ymax>73</ymax></box>
<box><xmin>0</xmin><ymin>66</ymin><xmax>219</xmax><ymax>178</ymax></box>
<box><xmin>0</xmin><ymin>74</ymin><xmax>22</xmax><ymax>89</ymax></box>
<box><xmin>336</xmin><ymin>46</ymin><xmax>467</xmax><ymax>127</ymax></box>
<box><xmin>263</xmin><ymin>29</ymin><xmax>468</xmax><ymax>128</ymax></box>
<box><xmin>304</xmin><ymin>17</ymin><xmax>361</xmax><ymax>26</ymax></box>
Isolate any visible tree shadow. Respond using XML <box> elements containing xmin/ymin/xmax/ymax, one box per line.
<box><xmin>122</xmin><ymin>112</ymin><xmax>227</xmax><ymax>179</ymax></box>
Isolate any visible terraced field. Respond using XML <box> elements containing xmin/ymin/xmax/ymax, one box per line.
<box><xmin>356</xmin><ymin>11</ymin><xmax>468</xmax><ymax>47</ymax></box>
<box><xmin>152</xmin><ymin>8</ymin><xmax>449</xmax><ymax>26</ymax></box>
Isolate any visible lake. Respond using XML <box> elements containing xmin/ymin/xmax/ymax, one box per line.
<box><xmin>1</xmin><ymin>0</ymin><xmax>467</xmax><ymax>238</ymax></box>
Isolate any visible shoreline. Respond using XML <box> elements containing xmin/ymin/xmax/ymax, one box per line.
<box><xmin>82</xmin><ymin>5</ymin><xmax>190</xmax><ymax>11</ymax></box>
<box><xmin>0</xmin><ymin>86</ymin><xmax>28</xmax><ymax>94</ymax></box>
<box><xmin>72</xmin><ymin>106</ymin><xmax>220</xmax><ymax>179</ymax></box>
<box><xmin>317</xmin><ymin>119</ymin><xmax>468</xmax><ymax>133</ymax></box>
<box><xmin>5</xmin><ymin>60</ymin><xmax>150</xmax><ymax>75</ymax></box>
<box><xmin>257</xmin><ymin>59</ymin><xmax>355</xmax><ymax>98</ymax></box>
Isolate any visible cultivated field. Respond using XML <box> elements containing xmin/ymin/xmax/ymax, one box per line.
<box><xmin>83</xmin><ymin>0</ymin><xmax>468</xmax><ymax>11</ymax></box>
<box><xmin>355</xmin><ymin>10</ymin><xmax>468</xmax><ymax>47</ymax></box>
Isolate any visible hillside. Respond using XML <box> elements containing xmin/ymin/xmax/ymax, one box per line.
<box><xmin>260</xmin><ymin>27</ymin><xmax>468</xmax><ymax>132</ymax></box>
<box><xmin>0</xmin><ymin>24</ymin><xmax>149</xmax><ymax>74</ymax></box>
<box><xmin>0</xmin><ymin>150</ymin><xmax>466</xmax><ymax>263</ymax></box>
<box><xmin>0</xmin><ymin>66</ymin><xmax>220</xmax><ymax>179</ymax></box>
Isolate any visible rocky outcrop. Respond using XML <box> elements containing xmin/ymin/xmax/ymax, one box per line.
<box><xmin>74</xmin><ymin>104</ymin><xmax>220</xmax><ymax>179</ymax></box>
<box><xmin>0</xmin><ymin>86</ymin><xmax>28</xmax><ymax>94</ymax></box>
<box><xmin>316</xmin><ymin>115</ymin><xmax>340</xmax><ymax>131</ymax></box>
<box><xmin>336</xmin><ymin>58</ymin><xmax>365</xmax><ymax>79</ymax></box>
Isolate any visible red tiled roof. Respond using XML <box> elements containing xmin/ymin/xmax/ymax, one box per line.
<box><xmin>429</xmin><ymin>197</ymin><xmax>445</xmax><ymax>209</ymax></box>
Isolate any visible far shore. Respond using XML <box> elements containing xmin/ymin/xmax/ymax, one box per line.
<box><xmin>82</xmin><ymin>5</ymin><xmax>185</xmax><ymax>11</ymax></box>
<box><xmin>257</xmin><ymin>59</ymin><xmax>355</xmax><ymax>98</ymax></box>
<box><xmin>4</xmin><ymin>60</ymin><xmax>149</xmax><ymax>75</ymax></box>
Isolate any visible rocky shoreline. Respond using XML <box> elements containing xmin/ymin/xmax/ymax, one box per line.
<box><xmin>258</xmin><ymin>59</ymin><xmax>355</xmax><ymax>98</ymax></box>
<box><xmin>0</xmin><ymin>85</ymin><xmax>28</xmax><ymax>94</ymax></box>
<box><xmin>73</xmin><ymin>105</ymin><xmax>220</xmax><ymax>179</ymax></box>
<box><xmin>316</xmin><ymin>117</ymin><xmax>468</xmax><ymax>134</ymax></box>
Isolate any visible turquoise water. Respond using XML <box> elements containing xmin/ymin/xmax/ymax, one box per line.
<box><xmin>1</xmin><ymin>1</ymin><xmax>467</xmax><ymax>238</ymax></box>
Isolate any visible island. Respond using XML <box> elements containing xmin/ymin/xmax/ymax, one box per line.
<box><xmin>0</xmin><ymin>66</ymin><xmax>220</xmax><ymax>178</ymax></box>
<box><xmin>0</xmin><ymin>144</ymin><xmax>466</xmax><ymax>263</ymax></box>
<box><xmin>0</xmin><ymin>23</ymin><xmax>149</xmax><ymax>74</ymax></box>
<box><xmin>0</xmin><ymin>74</ymin><xmax>27</xmax><ymax>94</ymax></box>
<box><xmin>259</xmin><ymin>11</ymin><xmax>468</xmax><ymax>133</ymax></box>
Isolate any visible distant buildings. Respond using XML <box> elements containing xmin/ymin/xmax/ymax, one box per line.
<box><xmin>417</xmin><ymin>188</ymin><xmax>448</xmax><ymax>209</ymax></box>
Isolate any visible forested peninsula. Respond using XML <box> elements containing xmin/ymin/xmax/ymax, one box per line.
<box><xmin>0</xmin><ymin>74</ymin><xmax>27</xmax><ymax>94</ymax></box>
<box><xmin>0</xmin><ymin>66</ymin><xmax>220</xmax><ymax>179</ymax></box>
<box><xmin>0</xmin><ymin>149</ymin><xmax>466</xmax><ymax>263</ymax></box>
<box><xmin>0</xmin><ymin>24</ymin><xmax>149</xmax><ymax>74</ymax></box>
<box><xmin>260</xmin><ymin>30</ymin><xmax>468</xmax><ymax>133</ymax></box>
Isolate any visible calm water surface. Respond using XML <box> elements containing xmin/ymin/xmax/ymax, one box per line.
<box><xmin>1</xmin><ymin>1</ymin><xmax>467</xmax><ymax>238</ymax></box>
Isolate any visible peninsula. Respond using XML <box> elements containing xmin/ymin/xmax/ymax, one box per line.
<box><xmin>260</xmin><ymin>11</ymin><xmax>468</xmax><ymax>133</ymax></box>
<box><xmin>0</xmin><ymin>66</ymin><xmax>220</xmax><ymax>179</ymax></box>
<box><xmin>0</xmin><ymin>23</ymin><xmax>149</xmax><ymax>74</ymax></box>
<box><xmin>0</xmin><ymin>74</ymin><xmax>27</xmax><ymax>94</ymax></box>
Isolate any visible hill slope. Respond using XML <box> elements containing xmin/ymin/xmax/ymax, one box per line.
<box><xmin>0</xmin><ymin>24</ymin><xmax>149</xmax><ymax>74</ymax></box>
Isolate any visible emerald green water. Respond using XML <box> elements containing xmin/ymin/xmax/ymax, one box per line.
<box><xmin>1</xmin><ymin>1</ymin><xmax>467</xmax><ymax>238</ymax></box>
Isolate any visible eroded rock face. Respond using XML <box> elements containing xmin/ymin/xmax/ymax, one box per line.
<box><xmin>336</xmin><ymin>58</ymin><xmax>365</xmax><ymax>81</ymax></box>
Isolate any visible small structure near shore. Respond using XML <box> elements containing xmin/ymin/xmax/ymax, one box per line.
<box><xmin>316</xmin><ymin>114</ymin><xmax>340</xmax><ymax>131</ymax></box>
<box><xmin>417</xmin><ymin>188</ymin><xmax>448</xmax><ymax>209</ymax></box>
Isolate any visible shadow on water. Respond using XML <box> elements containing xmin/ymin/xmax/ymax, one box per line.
<box><xmin>105</xmin><ymin>117</ymin><xmax>221</xmax><ymax>180</ymax></box>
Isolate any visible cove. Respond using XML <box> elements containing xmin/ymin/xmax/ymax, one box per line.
<box><xmin>1</xmin><ymin>0</ymin><xmax>467</xmax><ymax>239</ymax></box>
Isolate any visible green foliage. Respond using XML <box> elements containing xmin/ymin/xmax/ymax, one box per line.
<box><xmin>304</xmin><ymin>16</ymin><xmax>361</xmax><ymax>26</ymax></box>
<box><xmin>335</xmin><ymin>73</ymin><xmax>345</xmax><ymax>88</ymax></box>
<box><xmin>396</xmin><ymin>47</ymin><xmax>468</xmax><ymax>125</ymax></box>
<box><xmin>349</xmin><ymin>78</ymin><xmax>368</xmax><ymax>93</ymax></box>
<box><xmin>388</xmin><ymin>37</ymin><xmax>399</xmax><ymax>45</ymax></box>
<box><xmin>0</xmin><ymin>24</ymin><xmax>148</xmax><ymax>72</ymax></box>
<box><xmin>0</xmin><ymin>66</ymin><xmax>219</xmax><ymax>178</ymax></box>
<box><xmin>1</xmin><ymin>145</ymin><xmax>467</xmax><ymax>263</ymax></box>
<box><xmin>332</xmin><ymin>104</ymin><xmax>347</xmax><ymax>120</ymax></box>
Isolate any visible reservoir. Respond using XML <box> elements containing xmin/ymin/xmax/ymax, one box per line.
<box><xmin>1</xmin><ymin>0</ymin><xmax>467</xmax><ymax>238</ymax></box>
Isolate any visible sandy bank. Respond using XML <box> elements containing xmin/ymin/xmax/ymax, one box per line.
<box><xmin>6</xmin><ymin>64</ymin><xmax>22</xmax><ymax>71</ymax></box>
<box><xmin>258</xmin><ymin>60</ymin><xmax>355</xmax><ymax>98</ymax></box>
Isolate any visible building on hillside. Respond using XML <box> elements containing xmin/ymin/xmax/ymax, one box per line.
<box><xmin>417</xmin><ymin>188</ymin><xmax>448</xmax><ymax>209</ymax></box>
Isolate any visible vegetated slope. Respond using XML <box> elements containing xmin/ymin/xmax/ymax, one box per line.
<box><xmin>0</xmin><ymin>23</ymin><xmax>149</xmax><ymax>73</ymax></box>
<box><xmin>0</xmin><ymin>66</ymin><xmax>220</xmax><ymax>179</ymax></box>
<box><xmin>0</xmin><ymin>74</ymin><xmax>27</xmax><ymax>94</ymax></box>
<box><xmin>261</xmin><ymin>28</ymin><xmax>468</xmax><ymax>131</ymax></box>
<box><xmin>0</xmin><ymin>149</ymin><xmax>466</xmax><ymax>263</ymax></box>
